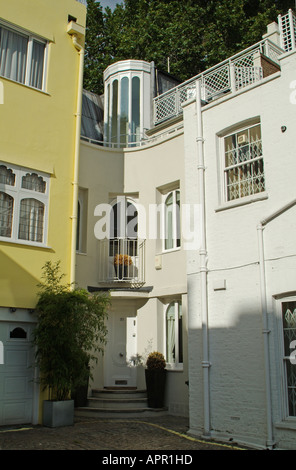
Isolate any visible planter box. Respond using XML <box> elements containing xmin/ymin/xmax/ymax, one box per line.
<box><xmin>43</xmin><ymin>400</ymin><xmax>74</xmax><ymax>428</ymax></box>
<box><xmin>145</xmin><ymin>369</ymin><xmax>167</xmax><ymax>408</ymax></box>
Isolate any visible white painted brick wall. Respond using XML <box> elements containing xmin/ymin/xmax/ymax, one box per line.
<box><xmin>184</xmin><ymin>50</ymin><xmax>296</xmax><ymax>449</ymax></box>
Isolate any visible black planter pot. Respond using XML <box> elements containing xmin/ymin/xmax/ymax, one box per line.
<box><xmin>114</xmin><ymin>264</ymin><xmax>127</xmax><ymax>279</ymax></box>
<box><xmin>145</xmin><ymin>369</ymin><xmax>167</xmax><ymax>408</ymax></box>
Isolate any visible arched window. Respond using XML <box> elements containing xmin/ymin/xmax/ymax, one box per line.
<box><xmin>111</xmin><ymin>79</ymin><xmax>118</xmax><ymax>144</ymax></box>
<box><xmin>166</xmin><ymin>301</ymin><xmax>183</xmax><ymax>366</ymax></box>
<box><xmin>164</xmin><ymin>190</ymin><xmax>180</xmax><ymax>250</ymax></box>
<box><xmin>120</xmin><ymin>77</ymin><xmax>129</xmax><ymax>146</ymax></box>
<box><xmin>0</xmin><ymin>165</ymin><xmax>15</xmax><ymax>185</ymax></box>
<box><xmin>109</xmin><ymin>197</ymin><xmax>138</xmax><ymax>257</ymax></box>
<box><xmin>0</xmin><ymin>191</ymin><xmax>13</xmax><ymax>237</ymax></box>
<box><xmin>22</xmin><ymin>172</ymin><xmax>46</xmax><ymax>193</ymax></box>
<box><xmin>18</xmin><ymin>198</ymin><xmax>44</xmax><ymax>242</ymax></box>
<box><xmin>131</xmin><ymin>76</ymin><xmax>140</xmax><ymax>143</ymax></box>
<box><xmin>0</xmin><ymin>163</ymin><xmax>49</xmax><ymax>245</ymax></box>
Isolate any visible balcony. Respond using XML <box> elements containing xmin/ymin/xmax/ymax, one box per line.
<box><xmin>98</xmin><ymin>238</ymin><xmax>146</xmax><ymax>288</ymax></box>
<box><xmin>153</xmin><ymin>38</ymin><xmax>283</xmax><ymax>126</ymax></box>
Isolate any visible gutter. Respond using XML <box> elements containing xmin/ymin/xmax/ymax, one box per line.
<box><xmin>195</xmin><ymin>79</ymin><xmax>211</xmax><ymax>437</ymax></box>
<box><xmin>257</xmin><ymin>198</ymin><xmax>296</xmax><ymax>449</ymax></box>
<box><xmin>69</xmin><ymin>33</ymin><xmax>85</xmax><ymax>287</ymax></box>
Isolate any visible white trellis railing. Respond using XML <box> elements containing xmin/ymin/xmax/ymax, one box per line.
<box><xmin>278</xmin><ymin>9</ymin><xmax>296</xmax><ymax>52</ymax></box>
<box><xmin>153</xmin><ymin>38</ymin><xmax>283</xmax><ymax>126</ymax></box>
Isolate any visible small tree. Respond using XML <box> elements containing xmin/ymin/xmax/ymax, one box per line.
<box><xmin>33</xmin><ymin>261</ymin><xmax>110</xmax><ymax>401</ymax></box>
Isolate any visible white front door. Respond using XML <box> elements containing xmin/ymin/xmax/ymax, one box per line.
<box><xmin>105</xmin><ymin>309</ymin><xmax>137</xmax><ymax>387</ymax></box>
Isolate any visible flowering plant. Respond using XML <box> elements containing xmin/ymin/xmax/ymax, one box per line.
<box><xmin>114</xmin><ymin>254</ymin><xmax>132</xmax><ymax>266</ymax></box>
<box><xmin>146</xmin><ymin>351</ymin><xmax>166</xmax><ymax>370</ymax></box>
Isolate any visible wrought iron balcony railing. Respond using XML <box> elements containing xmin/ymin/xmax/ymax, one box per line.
<box><xmin>98</xmin><ymin>238</ymin><xmax>146</xmax><ymax>287</ymax></box>
<box><xmin>153</xmin><ymin>38</ymin><xmax>283</xmax><ymax>126</ymax></box>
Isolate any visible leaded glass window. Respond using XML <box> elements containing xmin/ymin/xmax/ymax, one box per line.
<box><xmin>0</xmin><ymin>165</ymin><xmax>15</xmax><ymax>185</ymax></box>
<box><xmin>282</xmin><ymin>301</ymin><xmax>296</xmax><ymax>416</ymax></box>
<box><xmin>0</xmin><ymin>162</ymin><xmax>49</xmax><ymax>244</ymax></box>
<box><xmin>0</xmin><ymin>191</ymin><xmax>13</xmax><ymax>237</ymax></box>
<box><xmin>224</xmin><ymin>124</ymin><xmax>264</xmax><ymax>201</ymax></box>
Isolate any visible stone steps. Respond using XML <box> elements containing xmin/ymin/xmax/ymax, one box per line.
<box><xmin>74</xmin><ymin>388</ymin><xmax>168</xmax><ymax>418</ymax></box>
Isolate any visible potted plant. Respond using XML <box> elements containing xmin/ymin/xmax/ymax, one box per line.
<box><xmin>33</xmin><ymin>261</ymin><xmax>110</xmax><ymax>427</ymax></box>
<box><xmin>145</xmin><ymin>351</ymin><xmax>167</xmax><ymax>408</ymax></box>
<box><xmin>114</xmin><ymin>254</ymin><xmax>132</xmax><ymax>279</ymax></box>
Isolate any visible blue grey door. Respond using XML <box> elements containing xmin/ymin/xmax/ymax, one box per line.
<box><xmin>0</xmin><ymin>323</ymin><xmax>35</xmax><ymax>426</ymax></box>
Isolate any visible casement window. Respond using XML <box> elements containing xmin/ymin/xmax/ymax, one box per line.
<box><xmin>280</xmin><ymin>300</ymin><xmax>296</xmax><ymax>417</ymax></box>
<box><xmin>0</xmin><ymin>163</ymin><xmax>49</xmax><ymax>245</ymax></box>
<box><xmin>165</xmin><ymin>301</ymin><xmax>183</xmax><ymax>368</ymax></box>
<box><xmin>0</xmin><ymin>22</ymin><xmax>47</xmax><ymax>90</ymax></box>
<box><xmin>164</xmin><ymin>189</ymin><xmax>180</xmax><ymax>251</ymax></box>
<box><xmin>223</xmin><ymin>123</ymin><xmax>265</xmax><ymax>202</ymax></box>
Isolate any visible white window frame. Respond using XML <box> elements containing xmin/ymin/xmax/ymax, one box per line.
<box><xmin>0</xmin><ymin>162</ymin><xmax>49</xmax><ymax>247</ymax></box>
<box><xmin>164</xmin><ymin>300</ymin><xmax>183</xmax><ymax>370</ymax></box>
<box><xmin>0</xmin><ymin>20</ymin><xmax>48</xmax><ymax>91</ymax></box>
<box><xmin>162</xmin><ymin>189</ymin><xmax>181</xmax><ymax>253</ymax></box>
<box><xmin>221</xmin><ymin>122</ymin><xmax>265</xmax><ymax>203</ymax></box>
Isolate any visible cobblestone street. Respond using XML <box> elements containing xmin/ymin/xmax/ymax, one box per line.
<box><xmin>0</xmin><ymin>415</ymin><xmax>248</xmax><ymax>451</ymax></box>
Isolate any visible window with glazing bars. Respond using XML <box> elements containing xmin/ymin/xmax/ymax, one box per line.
<box><xmin>224</xmin><ymin>123</ymin><xmax>264</xmax><ymax>201</ymax></box>
<box><xmin>0</xmin><ymin>164</ymin><xmax>49</xmax><ymax>244</ymax></box>
<box><xmin>0</xmin><ymin>23</ymin><xmax>46</xmax><ymax>90</ymax></box>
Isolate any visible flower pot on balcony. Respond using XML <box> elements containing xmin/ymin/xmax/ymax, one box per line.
<box><xmin>114</xmin><ymin>264</ymin><xmax>128</xmax><ymax>279</ymax></box>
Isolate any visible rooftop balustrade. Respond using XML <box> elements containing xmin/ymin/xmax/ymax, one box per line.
<box><xmin>153</xmin><ymin>38</ymin><xmax>283</xmax><ymax>126</ymax></box>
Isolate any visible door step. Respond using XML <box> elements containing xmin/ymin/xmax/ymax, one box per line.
<box><xmin>74</xmin><ymin>388</ymin><xmax>168</xmax><ymax>418</ymax></box>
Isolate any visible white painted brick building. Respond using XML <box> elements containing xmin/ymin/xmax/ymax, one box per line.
<box><xmin>182</xmin><ymin>22</ymin><xmax>296</xmax><ymax>448</ymax></box>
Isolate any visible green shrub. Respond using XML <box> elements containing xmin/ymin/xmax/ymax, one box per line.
<box><xmin>33</xmin><ymin>261</ymin><xmax>110</xmax><ymax>401</ymax></box>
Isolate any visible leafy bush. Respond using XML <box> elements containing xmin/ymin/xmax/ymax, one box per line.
<box><xmin>33</xmin><ymin>261</ymin><xmax>110</xmax><ymax>401</ymax></box>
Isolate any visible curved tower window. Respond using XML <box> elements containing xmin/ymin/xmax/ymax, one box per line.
<box><xmin>111</xmin><ymin>79</ymin><xmax>118</xmax><ymax>144</ymax></box>
<box><xmin>120</xmin><ymin>77</ymin><xmax>129</xmax><ymax>146</ymax></box>
<box><xmin>131</xmin><ymin>76</ymin><xmax>140</xmax><ymax>144</ymax></box>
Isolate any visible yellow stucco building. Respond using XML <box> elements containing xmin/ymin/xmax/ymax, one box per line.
<box><xmin>0</xmin><ymin>0</ymin><xmax>86</xmax><ymax>425</ymax></box>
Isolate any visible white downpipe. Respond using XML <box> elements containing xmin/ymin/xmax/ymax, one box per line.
<box><xmin>195</xmin><ymin>79</ymin><xmax>211</xmax><ymax>437</ymax></box>
<box><xmin>257</xmin><ymin>197</ymin><xmax>296</xmax><ymax>449</ymax></box>
<box><xmin>70</xmin><ymin>35</ymin><xmax>84</xmax><ymax>287</ymax></box>
<box><xmin>257</xmin><ymin>223</ymin><xmax>274</xmax><ymax>449</ymax></box>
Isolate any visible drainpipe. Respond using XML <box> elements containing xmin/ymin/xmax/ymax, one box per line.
<box><xmin>69</xmin><ymin>34</ymin><xmax>84</xmax><ymax>287</ymax></box>
<box><xmin>257</xmin><ymin>198</ymin><xmax>296</xmax><ymax>449</ymax></box>
<box><xmin>195</xmin><ymin>79</ymin><xmax>211</xmax><ymax>437</ymax></box>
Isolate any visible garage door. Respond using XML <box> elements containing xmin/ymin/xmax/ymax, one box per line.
<box><xmin>0</xmin><ymin>322</ymin><xmax>35</xmax><ymax>426</ymax></box>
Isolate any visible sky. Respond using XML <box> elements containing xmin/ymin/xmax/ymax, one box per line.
<box><xmin>97</xmin><ymin>0</ymin><xmax>120</xmax><ymax>11</ymax></box>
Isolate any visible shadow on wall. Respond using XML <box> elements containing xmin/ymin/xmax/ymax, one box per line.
<box><xmin>187</xmin><ymin>298</ymin><xmax>279</xmax><ymax>446</ymax></box>
<box><xmin>0</xmin><ymin>247</ymin><xmax>53</xmax><ymax>308</ymax></box>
